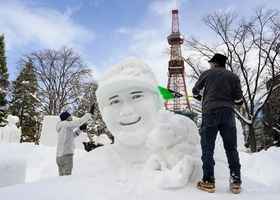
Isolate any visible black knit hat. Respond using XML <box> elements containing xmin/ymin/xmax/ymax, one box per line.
<box><xmin>60</xmin><ymin>111</ymin><xmax>71</xmax><ymax>121</ymax></box>
<box><xmin>208</xmin><ymin>53</ymin><xmax>228</xmax><ymax>66</ymax></box>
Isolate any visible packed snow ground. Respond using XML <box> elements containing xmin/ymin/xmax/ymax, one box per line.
<box><xmin>0</xmin><ymin>141</ymin><xmax>279</xmax><ymax>199</ymax></box>
<box><xmin>0</xmin><ymin>115</ymin><xmax>280</xmax><ymax>199</ymax></box>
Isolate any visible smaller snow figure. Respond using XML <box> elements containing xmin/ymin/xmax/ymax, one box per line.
<box><xmin>0</xmin><ymin>115</ymin><xmax>20</xmax><ymax>143</ymax></box>
<box><xmin>96</xmin><ymin>58</ymin><xmax>200</xmax><ymax>189</ymax></box>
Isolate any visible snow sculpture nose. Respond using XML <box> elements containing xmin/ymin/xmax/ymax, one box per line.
<box><xmin>119</xmin><ymin>103</ymin><xmax>135</xmax><ymax>118</ymax></box>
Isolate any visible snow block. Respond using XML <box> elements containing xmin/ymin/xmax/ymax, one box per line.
<box><xmin>40</xmin><ymin>116</ymin><xmax>60</xmax><ymax>147</ymax></box>
<box><xmin>0</xmin><ymin>156</ymin><xmax>26</xmax><ymax>187</ymax></box>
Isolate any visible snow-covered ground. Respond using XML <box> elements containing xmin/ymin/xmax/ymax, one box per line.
<box><xmin>0</xmin><ymin>139</ymin><xmax>279</xmax><ymax>199</ymax></box>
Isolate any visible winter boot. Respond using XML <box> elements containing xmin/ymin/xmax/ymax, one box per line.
<box><xmin>197</xmin><ymin>177</ymin><xmax>215</xmax><ymax>193</ymax></box>
<box><xmin>229</xmin><ymin>173</ymin><xmax>242</xmax><ymax>194</ymax></box>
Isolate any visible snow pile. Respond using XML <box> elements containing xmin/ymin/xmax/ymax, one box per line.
<box><xmin>0</xmin><ymin>142</ymin><xmax>88</xmax><ymax>184</ymax></box>
<box><xmin>0</xmin><ymin>144</ymin><xmax>26</xmax><ymax>187</ymax></box>
<box><xmin>0</xmin><ymin>157</ymin><xmax>25</xmax><ymax>187</ymax></box>
<box><xmin>0</xmin><ymin>143</ymin><xmax>55</xmax><ymax>183</ymax></box>
<box><xmin>241</xmin><ymin>147</ymin><xmax>280</xmax><ymax>190</ymax></box>
<box><xmin>0</xmin><ymin>142</ymin><xmax>278</xmax><ymax>199</ymax></box>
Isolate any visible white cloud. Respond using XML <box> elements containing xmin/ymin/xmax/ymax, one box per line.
<box><xmin>64</xmin><ymin>3</ymin><xmax>83</xmax><ymax>18</ymax></box>
<box><xmin>83</xmin><ymin>0</ymin><xmax>105</xmax><ymax>8</ymax></box>
<box><xmin>128</xmin><ymin>29</ymin><xmax>169</xmax><ymax>85</ymax></box>
<box><xmin>115</xmin><ymin>27</ymin><xmax>131</xmax><ymax>35</ymax></box>
<box><xmin>0</xmin><ymin>1</ymin><xmax>94</xmax><ymax>51</ymax></box>
<box><xmin>149</xmin><ymin>0</ymin><xmax>179</xmax><ymax>16</ymax></box>
<box><xmin>113</xmin><ymin>0</ymin><xmax>189</xmax><ymax>87</ymax></box>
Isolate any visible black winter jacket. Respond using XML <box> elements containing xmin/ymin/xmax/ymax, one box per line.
<box><xmin>192</xmin><ymin>67</ymin><xmax>243</xmax><ymax>113</ymax></box>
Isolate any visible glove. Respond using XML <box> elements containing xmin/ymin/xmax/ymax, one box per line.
<box><xmin>83</xmin><ymin>141</ymin><xmax>103</xmax><ymax>152</ymax></box>
<box><xmin>234</xmin><ymin>99</ymin><xmax>243</xmax><ymax>106</ymax></box>
<box><xmin>79</xmin><ymin>123</ymin><xmax>87</xmax><ymax>131</ymax></box>
<box><xmin>193</xmin><ymin>94</ymin><xmax>202</xmax><ymax>101</ymax></box>
<box><xmin>90</xmin><ymin>104</ymin><xmax>95</xmax><ymax>114</ymax></box>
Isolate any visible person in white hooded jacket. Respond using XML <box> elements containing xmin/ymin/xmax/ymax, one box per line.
<box><xmin>56</xmin><ymin>111</ymin><xmax>92</xmax><ymax>176</ymax></box>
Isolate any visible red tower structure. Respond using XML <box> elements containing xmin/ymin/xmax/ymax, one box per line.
<box><xmin>165</xmin><ymin>9</ymin><xmax>191</xmax><ymax>112</ymax></box>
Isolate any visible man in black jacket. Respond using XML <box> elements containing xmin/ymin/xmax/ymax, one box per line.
<box><xmin>192</xmin><ymin>53</ymin><xmax>243</xmax><ymax>193</ymax></box>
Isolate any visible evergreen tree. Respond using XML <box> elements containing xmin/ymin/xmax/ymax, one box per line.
<box><xmin>10</xmin><ymin>60</ymin><xmax>41</xmax><ymax>144</ymax></box>
<box><xmin>74</xmin><ymin>82</ymin><xmax>97</xmax><ymax>117</ymax></box>
<box><xmin>74</xmin><ymin>82</ymin><xmax>112</xmax><ymax>142</ymax></box>
<box><xmin>0</xmin><ymin>34</ymin><xmax>9</xmax><ymax>127</ymax></box>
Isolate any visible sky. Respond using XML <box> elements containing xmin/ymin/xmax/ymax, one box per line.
<box><xmin>1</xmin><ymin>0</ymin><xmax>280</xmax><ymax>88</ymax></box>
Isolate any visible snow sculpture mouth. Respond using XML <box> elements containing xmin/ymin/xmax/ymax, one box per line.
<box><xmin>119</xmin><ymin>117</ymin><xmax>142</xmax><ymax>126</ymax></box>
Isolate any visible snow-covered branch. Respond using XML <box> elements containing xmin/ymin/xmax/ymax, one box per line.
<box><xmin>234</xmin><ymin>108</ymin><xmax>253</xmax><ymax>125</ymax></box>
<box><xmin>24</xmin><ymin>47</ymin><xmax>92</xmax><ymax>115</ymax></box>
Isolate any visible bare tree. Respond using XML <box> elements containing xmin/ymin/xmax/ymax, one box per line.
<box><xmin>185</xmin><ymin>8</ymin><xmax>280</xmax><ymax>152</ymax></box>
<box><xmin>23</xmin><ymin>47</ymin><xmax>92</xmax><ymax>115</ymax></box>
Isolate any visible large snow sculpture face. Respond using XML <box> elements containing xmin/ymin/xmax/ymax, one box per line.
<box><xmin>96</xmin><ymin>58</ymin><xmax>163</xmax><ymax>147</ymax></box>
<box><xmin>100</xmin><ymin>86</ymin><xmax>160</xmax><ymax>147</ymax></box>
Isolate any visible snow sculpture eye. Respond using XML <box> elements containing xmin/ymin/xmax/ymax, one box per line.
<box><xmin>132</xmin><ymin>94</ymin><xmax>144</xmax><ymax>100</ymax></box>
<box><xmin>130</xmin><ymin>91</ymin><xmax>144</xmax><ymax>101</ymax></box>
<box><xmin>109</xmin><ymin>95</ymin><xmax>121</xmax><ymax>106</ymax></box>
<box><xmin>110</xmin><ymin>99</ymin><xmax>120</xmax><ymax>105</ymax></box>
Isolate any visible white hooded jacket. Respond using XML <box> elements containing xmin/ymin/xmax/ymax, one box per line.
<box><xmin>56</xmin><ymin>113</ymin><xmax>92</xmax><ymax>157</ymax></box>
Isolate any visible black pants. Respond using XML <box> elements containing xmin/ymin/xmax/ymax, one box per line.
<box><xmin>200</xmin><ymin>108</ymin><xmax>241</xmax><ymax>180</ymax></box>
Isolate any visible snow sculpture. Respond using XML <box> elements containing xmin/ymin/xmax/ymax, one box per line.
<box><xmin>0</xmin><ymin>115</ymin><xmax>20</xmax><ymax>143</ymax></box>
<box><xmin>40</xmin><ymin>116</ymin><xmax>59</xmax><ymax>146</ymax></box>
<box><xmin>145</xmin><ymin>110</ymin><xmax>199</xmax><ymax>188</ymax></box>
<box><xmin>97</xmin><ymin>59</ymin><xmax>162</xmax><ymax>149</ymax></box>
<box><xmin>95</xmin><ymin>58</ymin><xmax>199</xmax><ymax>189</ymax></box>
